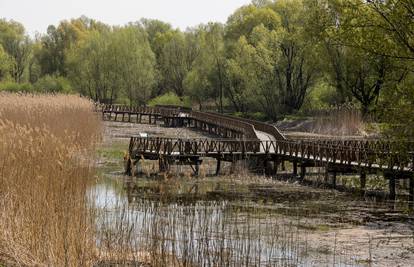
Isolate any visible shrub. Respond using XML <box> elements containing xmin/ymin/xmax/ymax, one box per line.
<box><xmin>0</xmin><ymin>81</ymin><xmax>35</xmax><ymax>93</ymax></box>
<box><xmin>34</xmin><ymin>75</ymin><xmax>73</xmax><ymax>93</ymax></box>
<box><xmin>148</xmin><ymin>92</ymin><xmax>191</xmax><ymax>107</ymax></box>
<box><xmin>300</xmin><ymin>82</ymin><xmax>339</xmax><ymax>114</ymax></box>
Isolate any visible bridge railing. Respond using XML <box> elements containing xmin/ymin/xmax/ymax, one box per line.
<box><xmin>190</xmin><ymin>111</ymin><xmax>258</xmax><ymax>140</ymax></box>
<box><xmin>129</xmin><ymin>137</ymin><xmax>261</xmax><ymax>156</ymax></box>
<box><xmin>207</xmin><ymin>112</ymin><xmax>286</xmax><ymax>141</ymax></box>
<box><xmin>129</xmin><ymin>137</ymin><xmax>413</xmax><ymax>172</ymax></box>
<box><xmin>102</xmin><ymin>104</ymin><xmax>184</xmax><ymax>117</ymax></box>
<box><xmin>261</xmin><ymin>140</ymin><xmax>413</xmax><ymax>171</ymax></box>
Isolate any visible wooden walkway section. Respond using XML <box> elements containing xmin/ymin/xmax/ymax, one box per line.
<box><xmin>100</xmin><ymin>104</ymin><xmax>414</xmax><ymax>202</ymax></box>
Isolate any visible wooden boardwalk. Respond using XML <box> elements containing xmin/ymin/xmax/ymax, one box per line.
<box><xmin>100</xmin><ymin>104</ymin><xmax>414</xmax><ymax>201</ymax></box>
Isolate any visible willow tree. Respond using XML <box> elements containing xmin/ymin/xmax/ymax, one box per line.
<box><xmin>110</xmin><ymin>26</ymin><xmax>156</xmax><ymax>105</ymax></box>
<box><xmin>67</xmin><ymin>25</ymin><xmax>156</xmax><ymax>104</ymax></box>
<box><xmin>225</xmin><ymin>0</ymin><xmax>320</xmax><ymax>119</ymax></box>
<box><xmin>0</xmin><ymin>19</ymin><xmax>31</xmax><ymax>83</ymax></box>
<box><xmin>184</xmin><ymin>23</ymin><xmax>226</xmax><ymax>111</ymax></box>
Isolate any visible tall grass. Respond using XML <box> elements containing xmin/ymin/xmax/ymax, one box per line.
<box><xmin>312</xmin><ymin>105</ymin><xmax>365</xmax><ymax>136</ymax></box>
<box><xmin>0</xmin><ymin>93</ymin><xmax>100</xmax><ymax>266</ymax></box>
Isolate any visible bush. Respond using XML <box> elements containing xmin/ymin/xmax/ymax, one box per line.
<box><xmin>148</xmin><ymin>92</ymin><xmax>191</xmax><ymax>107</ymax></box>
<box><xmin>300</xmin><ymin>82</ymin><xmax>339</xmax><ymax>113</ymax></box>
<box><xmin>0</xmin><ymin>82</ymin><xmax>35</xmax><ymax>93</ymax></box>
<box><xmin>233</xmin><ymin>111</ymin><xmax>268</xmax><ymax>121</ymax></box>
<box><xmin>0</xmin><ymin>76</ymin><xmax>74</xmax><ymax>94</ymax></box>
<box><xmin>34</xmin><ymin>75</ymin><xmax>73</xmax><ymax>93</ymax></box>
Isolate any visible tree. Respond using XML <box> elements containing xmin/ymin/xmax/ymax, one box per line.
<box><xmin>157</xmin><ymin>30</ymin><xmax>199</xmax><ymax>97</ymax></box>
<box><xmin>37</xmin><ymin>16</ymin><xmax>108</xmax><ymax>77</ymax></box>
<box><xmin>185</xmin><ymin>23</ymin><xmax>226</xmax><ymax>111</ymax></box>
<box><xmin>67</xmin><ymin>25</ymin><xmax>156</xmax><ymax>104</ymax></box>
<box><xmin>0</xmin><ymin>19</ymin><xmax>31</xmax><ymax>83</ymax></box>
<box><xmin>140</xmin><ymin>19</ymin><xmax>173</xmax><ymax>97</ymax></box>
<box><xmin>307</xmin><ymin>0</ymin><xmax>401</xmax><ymax>115</ymax></box>
<box><xmin>110</xmin><ymin>25</ymin><xmax>156</xmax><ymax>105</ymax></box>
<box><xmin>67</xmin><ymin>30</ymin><xmax>112</xmax><ymax>101</ymax></box>
<box><xmin>225</xmin><ymin>0</ymin><xmax>320</xmax><ymax>119</ymax></box>
<box><xmin>0</xmin><ymin>45</ymin><xmax>11</xmax><ymax>81</ymax></box>
<box><xmin>225</xmin><ymin>36</ymin><xmax>258</xmax><ymax>113</ymax></box>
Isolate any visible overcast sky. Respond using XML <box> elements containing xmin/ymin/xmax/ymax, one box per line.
<box><xmin>0</xmin><ymin>0</ymin><xmax>252</xmax><ymax>36</ymax></box>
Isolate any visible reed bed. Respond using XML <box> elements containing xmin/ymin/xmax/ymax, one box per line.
<box><xmin>312</xmin><ymin>105</ymin><xmax>365</xmax><ymax>136</ymax></box>
<box><xmin>0</xmin><ymin>93</ymin><xmax>101</xmax><ymax>266</ymax></box>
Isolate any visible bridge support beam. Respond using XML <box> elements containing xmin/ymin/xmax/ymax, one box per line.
<box><xmin>194</xmin><ymin>160</ymin><xmax>200</xmax><ymax>176</ymax></box>
<box><xmin>125</xmin><ymin>158</ymin><xmax>132</xmax><ymax>176</ymax></box>
<box><xmin>273</xmin><ymin>159</ymin><xmax>279</xmax><ymax>176</ymax></box>
<box><xmin>215</xmin><ymin>159</ymin><xmax>221</xmax><ymax>176</ymax></box>
<box><xmin>409</xmin><ymin>176</ymin><xmax>414</xmax><ymax>206</ymax></box>
<box><xmin>292</xmin><ymin>161</ymin><xmax>298</xmax><ymax>177</ymax></box>
<box><xmin>281</xmin><ymin>161</ymin><xmax>286</xmax><ymax>171</ymax></box>
<box><xmin>388</xmin><ymin>176</ymin><xmax>396</xmax><ymax>201</ymax></box>
<box><xmin>300</xmin><ymin>165</ymin><xmax>306</xmax><ymax>181</ymax></box>
<box><xmin>332</xmin><ymin>172</ymin><xmax>337</xmax><ymax>189</ymax></box>
<box><xmin>360</xmin><ymin>172</ymin><xmax>367</xmax><ymax>196</ymax></box>
<box><xmin>230</xmin><ymin>161</ymin><xmax>236</xmax><ymax>174</ymax></box>
<box><xmin>324</xmin><ymin>168</ymin><xmax>329</xmax><ymax>184</ymax></box>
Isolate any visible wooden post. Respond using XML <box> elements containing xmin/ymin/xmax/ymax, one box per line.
<box><xmin>194</xmin><ymin>160</ymin><xmax>200</xmax><ymax>176</ymax></box>
<box><xmin>300</xmin><ymin>165</ymin><xmax>306</xmax><ymax>181</ymax></box>
<box><xmin>215</xmin><ymin>159</ymin><xmax>221</xmax><ymax>176</ymax></box>
<box><xmin>293</xmin><ymin>161</ymin><xmax>298</xmax><ymax>176</ymax></box>
<box><xmin>159</xmin><ymin>158</ymin><xmax>166</xmax><ymax>172</ymax></box>
<box><xmin>281</xmin><ymin>161</ymin><xmax>286</xmax><ymax>171</ymax></box>
<box><xmin>273</xmin><ymin>159</ymin><xmax>278</xmax><ymax>176</ymax></box>
<box><xmin>389</xmin><ymin>176</ymin><xmax>396</xmax><ymax>201</ymax></box>
<box><xmin>264</xmin><ymin>159</ymin><xmax>268</xmax><ymax>175</ymax></box>
<box><xmin>360</xmin><ymin>172</ymin><xmax>367</xmax><ymax>196</ymax></box>
<box><xmin>230</xmin><ymin>161</ymin><xmax>236</xmax><ymax>174</ymax></box>
<box><xmin>124</xmin><ymin>158</ymin><xmax>132</xmax><ymax>176</ymax></box>
<box><xmin>324</xmin><ymin>170</ymin><xmax>329</xmax><ymax>184</ymax></box>
<box><xmin>409</xmin><ymin>176</ymin><xmax>414</xmax><ymax>206</ymax></box>
<box><xmin>332</xmin><ymin>172</ymin><xmax>337</xmax><ymax>189</ymax></box>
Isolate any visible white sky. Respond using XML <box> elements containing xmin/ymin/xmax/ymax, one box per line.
<box><xmin>0</xmin><ymin>0</ymin><xmax>252</xmax><ymax>36</ymax></box>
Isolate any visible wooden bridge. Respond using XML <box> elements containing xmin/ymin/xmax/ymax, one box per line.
<box><xmin>100</xmin><ymin>104</ymin><xmax>414</xmax><ymax>202</ymax></box>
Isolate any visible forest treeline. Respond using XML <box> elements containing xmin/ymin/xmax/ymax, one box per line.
<box><xmin>0</xmin><ymin>0</ymin><xmax>413</xmax><ymax>127</ymax></box>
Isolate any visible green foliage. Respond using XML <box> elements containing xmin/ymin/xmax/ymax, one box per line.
<box><xmin>233</xmin><ymin>111</ymin><xmax>268</xmax><ymax>121</ymax></box>
<box><xmin>0</xmin><ymin>19</ymin><xmax>32</xmax><ymax>83</ymax></box>
<box><xmin>34</xmin><ymin>75</ymin><xmax>73</xmax><ymax>93</ymax></box>
<box><xmin>148</xmin><ymin>92</ymin><xmax>191</xmax><ymax>107</ymax></box>
<box><xmin>225</xmin><ymin>0</ymin><xmax>320</xmax><ymax>119</ymax></box>
<box><xmin>0</xmin><ymin>0</ymin><xmax>411</xmax><ymax>139</ymax></box>
<box><xmin>300</xmin><ymin>82</ymin><xmax>339</xmax><ymax>112</ymax></box>
<box><xmin>184</xmin><ymin>23</ymin><xmax>226</xmax><ymax>111</ymax></box>
<box><xmin>0</xmin><ymin>76</ymin><xmax>73</xmax><ymax>93</ymax></box>
<box><xmin>0</xmin><ymin>81</ymin><xmax>34</xmax><ymax>92</ymax></box>
<box><xmin>0</xmin><ymin>45</ymin><xmax>11</xmax><ymax>81</ymax></box>
<box><xmin>155</xmin><ymin>29</ymin><xmax>199</xmax><ymax>97</ymax></box>
<box><xmin>67</xmin><ymin>24</ymin><xmax>156</xmax><ymax>104</ymax></box>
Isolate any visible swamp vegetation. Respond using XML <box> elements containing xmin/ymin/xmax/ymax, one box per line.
<box><xmin>0</xmin><ymin>0</ymin><xmax>413</xmax><ymax>266</ymax></box>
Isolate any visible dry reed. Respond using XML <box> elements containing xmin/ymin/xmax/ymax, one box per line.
<box><xmin>0</xmin><ymin>93</ymin><xmax>101</xmax><ymax>266</ymax></box>
<box><xmin>312</xmin><ymin>105</ymin><xmax>365</xmax><ymax>136</ymax></box>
